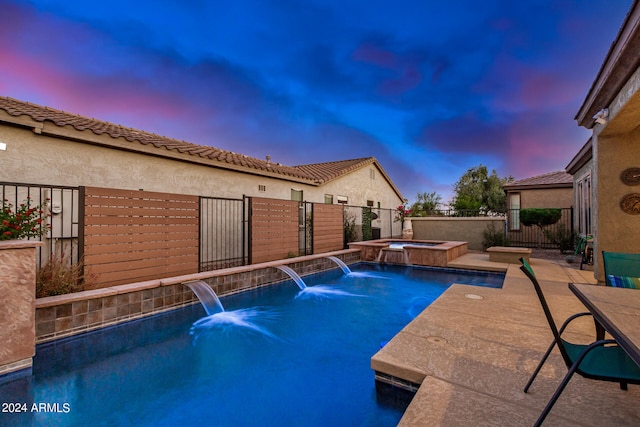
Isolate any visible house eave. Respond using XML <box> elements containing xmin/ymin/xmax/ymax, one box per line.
<box><xmin>575</xmin><ymin>1</ymin><xmax>640</xmax><ymax>129</ymax></box>
<box><xmin>565</xmin><ymin>138</ymin><xmax>593</xmax><ymax>175</ymax></box>
<box><xmin>503</xmin><ymin>183</ymin><xmax>573</xmax><ymax>192</ymax></box>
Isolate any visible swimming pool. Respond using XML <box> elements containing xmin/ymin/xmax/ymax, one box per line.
<box><xmin>0</xmin><ymin>263</ymin><xmax>503</xmax><ymax>427</ymax></box>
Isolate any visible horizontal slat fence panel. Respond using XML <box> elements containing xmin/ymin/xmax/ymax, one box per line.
<box><xmin>313</xmin><ymin>204</ymin><xmax>344</xmax><ymax>253</ymax></box>
<box><xmin>250</xmin><ymin>197</ymin><xmax>299</xmax><ymax>263</ymax></box>
<box><xmin>83</xmin><ymin>187</ymin><xmax>199</xmax><ymax>288</ymax></box>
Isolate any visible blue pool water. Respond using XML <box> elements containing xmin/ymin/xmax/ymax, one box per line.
<box><xmin>0</xmin><ymin>263</ymin><xmax>503</xmax><ymax>427</ymax></box>
<box><xmin>387</xmin><ymin>241</ymin><xmax>436</xmax><ymax>249</ymax></box>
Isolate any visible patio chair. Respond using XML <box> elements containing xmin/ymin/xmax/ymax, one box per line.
<box><xmin>575</xmin><ymin>234</ymin><xmax>593</xmax><ymax>270</ymax></box>
<box><xmin>602</xmin><ymin>251</ymin><xmax>640</xmax><ymax>288</ymax></box>
<box><xmin>519</xmin><ymin>258</ymin><xmax>640</xmax><ymax>426</ymax></box>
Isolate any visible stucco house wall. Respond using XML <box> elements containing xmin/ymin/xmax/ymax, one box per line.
<box><xmin>595</xmin><ymin>111</ymin><xmax>640</xmax><ymax>261</ymax></box>
<box><xmin>573</xmin><ymin>1</ymin><xmax>640</xmax><ymax>280</ymax></box>
<box><xmin>516</xmin><ymin>187</ymin><xmax>573</xmax><ymax>209</ymax></box>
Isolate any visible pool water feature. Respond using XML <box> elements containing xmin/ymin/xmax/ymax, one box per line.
<box><xmin>326</xmin><ymin>255</ymin><xmax>352</xmax><ymax>274</ymax></box>
<box><xmin>275</xmin><ymin>265</ymin><xmax>308</xmax><ymax>289</ymax></box>
<box><xmin>0</xmin><ymin>263</ymin><xmax>503</xmax><ymax>427</ymax></box>
<box><xmin>184</xmin><ymin>280</ymin><xmax>225</xmax><ymax>315</ymax></box>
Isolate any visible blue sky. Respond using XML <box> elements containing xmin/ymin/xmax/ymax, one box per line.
<box><xmin>0</xmin><ymin>0</ymin><xmax>632</xmax><ymax>203</ymax></box>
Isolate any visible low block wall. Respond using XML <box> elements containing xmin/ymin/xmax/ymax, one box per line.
<box><xmin>35</xmin><ymin>250</ymin><xmax>361</xmax><ymax>343</ymax></box>
<box><xmin>410</xmin><ymin>217</ymin><xmax>506</xmax><ymax>251</ymax></box>
<box><xmin>0</xmin><ymin>240</ymin><xmax>43</xmax><ymax>376</ymax></box>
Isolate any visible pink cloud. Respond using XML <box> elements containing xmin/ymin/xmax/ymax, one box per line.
<box><xmin>503</xmin><ymin>113</ymin><xmax>589</xmax><ymax>179</ymax></box>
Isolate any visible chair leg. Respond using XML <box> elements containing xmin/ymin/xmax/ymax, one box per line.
<box><xmin>595</xmin><ymin>321</ymin><xmax>605</xmax><ymax>341</ymax></box>
<box><xmin>525</xmin><ymin>339</ymin><xmax>557</xmax><ymax>393</ymax></box>
<box><xmin>534</xmin><ymin>363</ymin><xmax>579</xmax><ymax>427</ymax></box>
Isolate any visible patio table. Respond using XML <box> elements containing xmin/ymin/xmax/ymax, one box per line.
<box><xmin>569</xmin><ymin>283</ymin><xmax>640</xmax><ymax>366</ymax></box>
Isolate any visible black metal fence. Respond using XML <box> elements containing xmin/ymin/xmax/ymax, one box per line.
<box><xmin>343</xmin><ymin>205</ymin><xmax>401</xmax><ymax>244</ymax></box>
<box><xmin>412</xmin><ymin>209</ymin><xmax>507</xmax><ymax>217</ymax></box>
<box><xmin>199</xmin><ymin>196</ymin><xmax>247</xmax><ymax>271</ymax></box>
<box><xmin>1</xmin><ymin>182</ymin><xmax>81</xmax><ymax>269</ymax></box>
<box><xmin>506</xmin><ymin>208</ymin><xmax>574</xmax><ymax>249</ymax></box>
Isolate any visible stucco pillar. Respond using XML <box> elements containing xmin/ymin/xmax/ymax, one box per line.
<box><xmin>0</xmin><ymin>240</ymin><xmax>43</xmax><ymax>376</ymax></box>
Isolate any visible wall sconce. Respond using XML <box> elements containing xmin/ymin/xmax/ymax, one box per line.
<box><xmin>593</xmin><ymin>108</ymin><xmax>609</xmax><ymax>125</ymax></box>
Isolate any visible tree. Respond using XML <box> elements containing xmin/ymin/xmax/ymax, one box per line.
<box><xmin>451</xmin><ymin>165</ymin><xmax>513</xmax><ymax>213</ymax></box>
<box><xmin>410</xmin><ymin>191</ymin><xmax>443</xmax><ymax>216</ymax></box>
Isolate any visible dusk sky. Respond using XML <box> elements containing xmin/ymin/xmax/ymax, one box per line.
<box><xmin>0</xmin><ymin>0</ymin><xmax>632</xmax><ymax>203</ymax></box>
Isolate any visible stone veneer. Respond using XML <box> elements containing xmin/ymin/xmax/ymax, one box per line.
<box><xmin>0</xmin><ymin>240</ymin><xmax>44</xmax><ymax>376</ymax></box>
<box><xmin>35</xmin><ymin>249</ymin><xmax>361</xmax><ymax>343</ymax></box>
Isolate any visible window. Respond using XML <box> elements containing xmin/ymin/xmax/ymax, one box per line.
<box><xmin>509</xmin><ymin>193</ymin><xmax>521</xmax><ymax>231</ymax></box>
<box><xmin>366</xmin><ymin>200</ymin><xmax>374</xmax><ymax>207</ymax></box>
<box><xmin>258</xmin><ymin>185</ymin><xmax>266</xmax><ymax>192</ymax></box>
<box><xmin>577</xmin><ymin>175</ymin><xmax>592</xmax><ymax>235</ymax></box>
<box><xmin>336</xmin><ymin>195</ymin><xmax>348</xmax><ymax>204</ymax></box>
<box><xmin>291</xmin><ymin>189</ymin><xmax>303</xmax><ymax>202</ymax></box>
<box><xmin>324</xmin><ymin>194</ymin><xmax>334</xmax><ymax>204</ymax></box>
<box><xmin>370</xmin><ymin>168</ymin><xmax>375</xmax><ymax>180</ymax></box>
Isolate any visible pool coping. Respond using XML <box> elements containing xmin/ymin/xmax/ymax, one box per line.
<box><xmin>373</xmin><ymin>253</ymin><xmax>640</xmax><ymax>426</ymax></box>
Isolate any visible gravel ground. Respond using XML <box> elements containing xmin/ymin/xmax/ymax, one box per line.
<box><xmin>530</xmin><ymin>247</ymin><xmax>592</xmax><ymax>270</ymax></box>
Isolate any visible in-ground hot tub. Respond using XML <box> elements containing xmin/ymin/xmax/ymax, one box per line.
<box><xmin>349</xmin><ymin>239</ymin><xmax>468</xmax><ymax>267</ymax></box>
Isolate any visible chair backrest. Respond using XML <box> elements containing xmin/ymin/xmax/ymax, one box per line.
<box><xmin>575</xmin><ymin>234</ymin><xmax>592</xmax><ymax>255</ymax></box>
<box><xmin>602</xmin><ymin>251</ymin><xmax>640</xmax><ymax>287</ymax></box>
<box><xmin>519</xmin><ymin>258</ymin><xmax>573</xmax><ymax>367</ymax></box>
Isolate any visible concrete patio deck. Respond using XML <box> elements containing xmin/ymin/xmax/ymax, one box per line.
<box><xmin>372</xmin><ymin>253</ymin><xmax>640</xmax><ymax>426</ymax></box>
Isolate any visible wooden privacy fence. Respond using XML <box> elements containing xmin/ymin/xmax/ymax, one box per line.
<box><xmin>4</xmin><ymin>181</ymin><xmax>350</xmax><ymax>289</ymax></box>
<box><xmin>248</xmin><ymin>198</ymin><xmax>346</xmax><ymax>264</ymax></box>
<box><xmin>83</xmin><ymin>187</ymin><xmax>199</xmax><ymax>288</ymax></box>
<box><xmin>249</xmin><ymin>197</ymin><xmax>299</xmax><ymax>264</ymax></box>
<box><xmin>312</xmin><ymin>203</ymin><xmax>344</xmax><ymax>254</ymax></box>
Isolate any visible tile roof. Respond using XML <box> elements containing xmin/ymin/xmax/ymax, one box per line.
<box><xmin>293</xmin><ymin>158</ymin><xmax>377</xmax><ymax>183</ymax></box>
<box><xmin>503</xmin><ymin>170</ymin><xmax>573</xmax><ymax>189</ymax></box>
<box><xmin>0</xmin><ymin>96</ymin><xmax>387</xmax><ymax>188</ymax></box>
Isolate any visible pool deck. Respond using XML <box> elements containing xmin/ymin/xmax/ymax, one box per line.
<box><xmin>372</xmin><ymin>252</ymin><xmax>640</xmax><ymax>426</ymax></box>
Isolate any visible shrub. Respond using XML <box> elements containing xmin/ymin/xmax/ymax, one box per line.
<box><xmin>1</xmin><ymin>197</ymin><xmax>50</xmax><ymax>240</ymax></box>
<box><xmin>36</xmin><ymin>254</ymin><xmax>90</xmax><ymax>297</ymax></box>
<box><xmin>519</xmin><ymin>208</ymin><xmax>562</xmax><ymax>228</ymax></box>
<box><xmin>343</xmin><ymin>211</ymin><xmax>358</xmax><ymax>246</ymax></box>
<box><xmin>543</xmin><ymin>224</ymin><xmax>576</xmax><ymax>253</ymax></box>
<box><xmin>482</xmin><ymin>222</ymin><xmax>509</xmax><ymax>250</ymax></box>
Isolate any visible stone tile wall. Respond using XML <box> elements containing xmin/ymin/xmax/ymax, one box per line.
<box><xmin>35</xmin><ymin>250</ymin><xmax>361</xmax><ymax>343</ymax></box>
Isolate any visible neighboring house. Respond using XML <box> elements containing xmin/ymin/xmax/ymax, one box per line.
<box><xmin>573</xmin><ymin>0</ymin><xmax>640</xmax><ymax>280</ymax></box>
<box><xmin>0</xmin><ymin>96</ymin><xmax>403</xmax><ymax>209</ymax></box>
<box><xmin>503</xmin><ymin>170</ymin><xmax>573</xmax><ymax>233</ymax></box>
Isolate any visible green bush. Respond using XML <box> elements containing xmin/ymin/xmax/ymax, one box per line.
<box><xmin>343</xmin><ymin>211</ymin><xmax>357</xmax><ymax>246</ymax></box>
<box><xmin>520</xmin><ymin>208</ymin><xmax>562</xmax><ymax>248</ymax></box>
<box><xmin>482</xmin><ymin>222</ymin><xmax>509</xmax><ymax>250</ymax></box>
<box><xmin>543</xmin><ymin>224</ymin><xmax>576</xmax><ymax>253</ymax></box>
<box><xmin>519</xmin><ymin>208</ymin><xmax>562</xmax><ymax>227</ymax></box>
